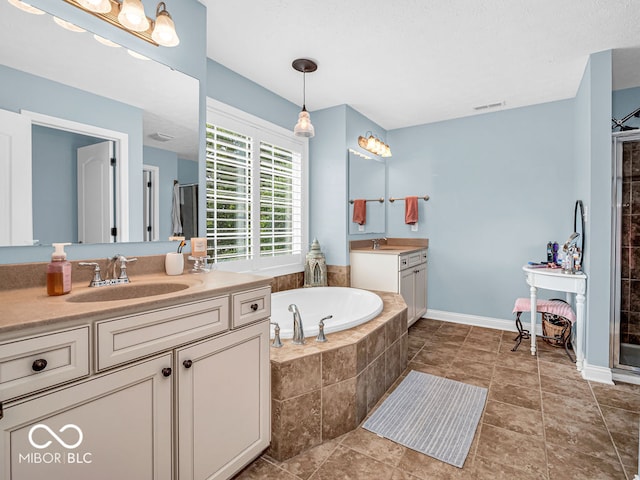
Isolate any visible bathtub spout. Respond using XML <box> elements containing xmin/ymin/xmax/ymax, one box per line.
<box><xmin>288</xmin><ymin>304</ymin><xmax>305</xmax><ymax>345</ymax></box>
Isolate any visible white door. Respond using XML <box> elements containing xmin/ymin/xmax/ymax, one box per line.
<box><xmin>176</xmin><ymin>322</ymin><xmax>270</xmax><ymax>480</ymax></box>
<box><xmin>400</xmin><ymin>268</ymin><xmax>416</xmax><ymax>324</ymax></box>
<box><xmin>77</xmin><ymin>141</ymin><xmax>114</xmax><ymax>243</ymax></box>
<box><xmin>0</xmin><ymin>109</ymin><xmax>32</xmax><ymax>246</ymax></box>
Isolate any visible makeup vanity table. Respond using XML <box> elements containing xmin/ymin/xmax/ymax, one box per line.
<box><xmin>522</xmin><ymin>265</ymin><xmax>587</xmax><ymax>371</ymax></box>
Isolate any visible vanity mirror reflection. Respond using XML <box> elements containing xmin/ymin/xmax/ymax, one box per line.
<box><xmin>0</xmin><ymin>2</ymin><xmax>199</xmax><ymax>247</ymax></box>
<box><xmin>348</xmin><ymin>149</ymin><xmax>386</xmax><ymax>234</ymax></box>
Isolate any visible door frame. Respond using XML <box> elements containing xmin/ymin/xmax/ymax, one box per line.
<box><xmin>611</xmin><ymin>131</ymin><xmax>640</xmax><ymax>374</ymax></box>
<box><xmin>142</xmin><ymin>165</ymin><xmax>160</xmax><ymax>242</ymax></box>
<box><xmin>21</xmin><ymin>110</ymin><xmax>130</xmax><ymax>242</ymax></box>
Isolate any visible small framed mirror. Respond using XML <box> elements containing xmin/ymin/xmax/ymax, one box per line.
<box><xmin>348</xmin><ymin>150</ymin><xmax>386</xmax><ymax>234</ymax></box>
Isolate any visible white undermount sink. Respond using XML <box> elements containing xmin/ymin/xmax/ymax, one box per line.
<box><xmin>66</xmin><ymin>282</ymin><xmax>190</xmax><ymax>303</ymax></box>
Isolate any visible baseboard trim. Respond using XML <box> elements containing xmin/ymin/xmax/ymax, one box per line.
<box><xmin>581</xmin><ymin>360</ymin><xmax>614</xmax><ymax>384</ymax></box>
<box><xmin>425</xmin><ymin>309</ymin><xmax>543</xmax><ymax>335</ymax></box>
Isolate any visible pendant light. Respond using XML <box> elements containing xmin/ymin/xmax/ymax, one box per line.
<box><xmin>118</xmin><ymin>0</ymin><xmax>150</xmax><ymax>32</ymax></box>
<box><xmin>292</xmin><ymin>58</ymin><xmax>317</xmax><ymax>138</ymax></box>
<box><xmin>152</xmin><ymin>2</ymin><xmax>180</xmax><ymax>47</ymax></box>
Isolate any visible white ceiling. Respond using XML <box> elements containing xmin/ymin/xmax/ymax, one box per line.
<box><xmin>203</xmin><ymin>0</ymin><xmax>640</xmax><ymax>131</ymax></box>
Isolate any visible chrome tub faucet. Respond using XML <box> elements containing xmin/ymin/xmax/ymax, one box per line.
<box><xmin>288</xmin><ymin>304</ymin><xmax>305</xmax><ymax>345</ymax></box>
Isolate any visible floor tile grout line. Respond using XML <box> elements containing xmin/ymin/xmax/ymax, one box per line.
<box><xmin>587</xmin><ymin>379</ymin><xmax>632</xmax><ymax>480</ymax></box>
<box><xmin>534</xmin><ymin>344</ymin><xmax>552</xmax><ymax>480</ymax></box>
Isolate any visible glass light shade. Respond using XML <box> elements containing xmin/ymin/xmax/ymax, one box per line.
<box><xmin>152</xmin><ymin>11</ymin><xmax>180</xmax><ymax>46</ymax></box>
<box><xmin>294</xmin><ymin>110</ymin><xmax>315</xmax><ymax>138</ymax></box>
<box><xmin>366</xmin><ymin>135</ymin><xmax>376</xmax><ymax>151</ymax></box>
<box><xmin>118</xmin><ymin>0</ymin><xmax>150</xmax><ymax>32</ymax></box>
<box><xmin>7</xmin><ymin>0</ymin><xmax>44</xmax><ymax>14</ymax></box>
<box><xmin>53</xmin><ymin>16</ymin><xmax>86</xmax><ymax>32</ymax></box>
<box><xmin>127</xmin><ymin>49</ymin><xmax>149</xmax><ymax>60</ymax></box>
<box><xmin>78</xmin><ymin>0</ymin><xmax>111</xmax><ymax>13</ymax></box>
<box><xmin>94</xmin><ymin>34</ymin><xmax>121</xmax><ymax>47</ymax></box>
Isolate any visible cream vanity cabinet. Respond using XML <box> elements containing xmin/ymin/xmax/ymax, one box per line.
<box><xmin>0</xmin><ymin>285</ymin><xmax>271</xmax><ymax>480</ymax></box>
<box><xmin>351</xmin><ymin>248</ymin><xmax>427</xmax><ymax>326</ymax></box>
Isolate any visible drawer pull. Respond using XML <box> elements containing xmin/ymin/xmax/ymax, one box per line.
<box><xmin>32</xmin><ymin>359</ymin><xmax>48</xmax><ymax>372</ymax></box>
<box><xmin>250</xmin><ymin>303</ymin><xmax>259</xmax><ymax>312</ymax></box>
<box><xmin>161</xmin><ymin>367</ymin><xmax>172</xmax><ymax>377</ymax></box>
<box><xmin>183</xmin><ymin>360</ymin><xmax>193</xmax><ymax>369</ymax></box>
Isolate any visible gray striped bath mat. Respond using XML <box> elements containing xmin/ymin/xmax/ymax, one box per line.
<box><xmin>363</xmin><ymin>370</ymin><xmax>487</xmax><ymax>468</ymax></box>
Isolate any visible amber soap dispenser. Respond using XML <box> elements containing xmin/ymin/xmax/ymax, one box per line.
<box><xmin>47</xmin><ymin>243</ymin><xmax>72</xmax><ymax>296</ymax></box>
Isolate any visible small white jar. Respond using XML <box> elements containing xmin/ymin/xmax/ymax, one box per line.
<box><xmin>165</xmin><ymin>252</ymin><xmax>184</xmax><ymax>276</ymax></box>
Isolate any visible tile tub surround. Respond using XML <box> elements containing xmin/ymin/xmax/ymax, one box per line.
<box><xmin>268</xmin><ymin>291</ymin><xmax>408</xmax><ymax>461</ymax></box>
<box><xmin>272</xmin><ymin>266</ymin><xmax>350</xmax><ymax>293</ymax></box>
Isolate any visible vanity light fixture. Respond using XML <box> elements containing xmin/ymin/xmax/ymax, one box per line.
<box><xmin>53</xmin><ymin>16</ymin><xmax>87</xmax><ymax>32</ymax></box>
<box><xmin>357</xmin><ymin>132</ymin><xmax>392</xmax><ymax>158</ymax></box>
<box><xmin>7</xmin><ymin>0</ymin><xmax>44</xmax><ymax>14</ymax></box>
<box><xmin>60</xmin><ymin>0</ymin><xmax>180</xmax><ymax>47</ymax></box>
<box><xmin>94</xmin><ymin>33</ymin><xmax>121</xmax><ymax>47</ymax></box>
<box><xmin>292</xmin><ymin>58</ymin><xmax>317</xmax><ymax>138</ymax></box>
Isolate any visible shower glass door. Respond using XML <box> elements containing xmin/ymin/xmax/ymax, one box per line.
<box><xmin>613</xmin><ymin>133</ymin><xmax>640</xmax><ymax>372</ymax></box>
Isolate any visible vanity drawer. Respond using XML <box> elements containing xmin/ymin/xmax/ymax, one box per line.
<box><xmin>0</xmin><ymin>327</ymin><xmax>89</xmax><ymax>400</ymax></box>
<box><xmin>96</xmin><ymin>296</ymin><xmax>229</xmax><ymax>370</ymax></box>
<box><xmin>400</xmin><ymin>250</ymin><xmax>427</xmax><ymax>270</ymax></box>
<box><xmin>232</xmin><ymin>287</ymin><xmax>271</xmax><ymax>328</ymax></box>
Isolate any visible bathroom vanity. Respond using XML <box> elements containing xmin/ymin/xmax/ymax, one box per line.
<box><xmin>0</xmin><ymin>265</ymin><xmax>271</xmax><ymax>480</ymax></box>
<box><xmin>350</xmin><ymin>238</ymin><xmax>428</xmax><ymax>326</ymax></box>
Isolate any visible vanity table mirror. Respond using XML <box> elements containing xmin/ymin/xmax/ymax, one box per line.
<box><xmin>0</xmin><ymin>2</ymin><xmax>199</xmax><ymax>247</ymax></box>
<box><xmin>348</xmin><ymin>150</ymin><xmax>386</xmax><ymax>234</ymax></box>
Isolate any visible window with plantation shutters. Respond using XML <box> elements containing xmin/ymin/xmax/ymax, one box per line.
<box><xmin>206</xmin><ymin>99</ymin><xmax>308</xmax><ymax>274</ymax></box>
<box><xmin>205</xmin><ymin>124</ymin><xmax>253</xmax><ymax>262</ymax></box>
<box><xmin>259</xmin><ymin>142</ymin><xmax>301</xmax><ymax>257</ymax></box>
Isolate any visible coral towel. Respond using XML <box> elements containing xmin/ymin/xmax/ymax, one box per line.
<box><xmin>405</xmin><ymin>196</ymin><xmax>419</xmax><ymax>224</ymax></box>
<box><xmin>352</xmin><ymin>199</ymin><xmax>367</xmax><ymax>225</ymax></box>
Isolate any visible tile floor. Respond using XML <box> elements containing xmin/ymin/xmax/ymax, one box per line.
<box><xmin>234</xmin><ymin>319</ymin><xmax>640</xmax><ymax>480</ymax></box>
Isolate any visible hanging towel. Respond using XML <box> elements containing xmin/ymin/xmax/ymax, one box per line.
<box><xmin>353</xmin><ymin>199</ymin><xmax>367</xmax><ymax>225</ymax></box>
<box><xmin>171</xmin><ymin>182</ymin><xmax>183</xmax><ymax>235</ymax></box>
<box><xmin>405</xmin><ymin>196</ymin><xmax>419</xmax><ymax>224</ymax></box>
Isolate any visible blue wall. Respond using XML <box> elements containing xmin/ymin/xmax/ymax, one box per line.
<box><xmin>613</xmin><ymin>86</ymin><xmax>640</xmax><ymax>130</ymax></box>
<box><xmin>387</xmin><ymin>100</ymin><xmax>576</xmax><ymax>320</ymax></box>
<box><xmin>143</xmin><ymin>146</ymin><xmax>179</xmax><ymax>240</ymax></box>
<box><xmin>32</xmin><ymin>127</ymin><xmax>103</xmax><ymax>244</ymax></box>
<box><xmin>575</xmin><ymin>50</ymin><xmax>613</xmax><ymax>369</ymax></box>
<box><xmin>178</xmin><ymin>159</ymin><xmax>198</xmax><ymax>184</ymax></box>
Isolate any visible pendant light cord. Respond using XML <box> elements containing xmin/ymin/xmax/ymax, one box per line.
<box><xmin>302</xmin><ymin>70</ymin><xmax>307</xmax><ymax>111</ymax></box>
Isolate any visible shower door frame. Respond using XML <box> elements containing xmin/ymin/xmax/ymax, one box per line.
<box><xmin>611</xmin><ymin>131</ymin><xmax>640</xmax><ymax>374</ymax></box>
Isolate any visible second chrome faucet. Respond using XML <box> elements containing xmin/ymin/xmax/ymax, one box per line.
<box><xmin>288</xmin><ymin>303</ymin><xmax>305</xmax><ymax>344</ymax></box>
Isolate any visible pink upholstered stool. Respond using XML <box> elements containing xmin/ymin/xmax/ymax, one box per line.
<box><xmin>511</xmin><ymin>297</ymin><xmax>576</xmax><ymax>361</ymax></box>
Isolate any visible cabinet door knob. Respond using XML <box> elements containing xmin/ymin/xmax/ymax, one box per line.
<box><xmin>183</xmin><ymin>359</ymin><xmax>193</xmax><ymax>369</ymax></box>
<box><xmin>250</xmin><ymin>303</ymin><xmax>259</xmax><ymax>311</ymax></box>
<box><xmin>32</xmin><ymin>359</ymin><xmax>47</xmax><ymax>372</ymax></box>
<box><xmin>161</xmin><ymin>367</ymin><xmax>172</xmax><ymax>377</ymax></box>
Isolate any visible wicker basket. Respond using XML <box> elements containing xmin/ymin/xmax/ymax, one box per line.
<box><xmin>541</xmin><ymin>312</ymin><xmax>571</xmax><ymax>347</ymax></box>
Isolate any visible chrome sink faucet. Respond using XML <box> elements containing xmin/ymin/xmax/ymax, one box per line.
<box><xmin>372</xmin><ymin>239</ymin><xmax>380</xmax><ymax>250</ymax></box>
<box><xmin>106</xmin><ymin>254</ymin><xmax>137</xmax><ymax>283</ymax></box>
<box><xmin>288</xmin><ymin>304</ymin><xmax>305</xmax><ymax>345</ymax></box>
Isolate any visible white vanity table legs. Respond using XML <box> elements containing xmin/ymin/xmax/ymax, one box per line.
<box><xmin>530</xmin><ymin>285</ymin><xmax>538</xmax><ymax>356</ymax></box>
<box><xmin>575</xmin><ymin>292</ymin><xmax>586</xmax><ymax>370</ymax></box>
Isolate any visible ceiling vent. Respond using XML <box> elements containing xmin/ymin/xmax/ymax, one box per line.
<box><xmin>149</xmin><ymin>132</ymin><xmax>174</xmax><ymax>142</ymax></box>
<box><xmin>473</xmin><ymin>101</ymin><xmax>505</xmax><ymax>111</ymax></box>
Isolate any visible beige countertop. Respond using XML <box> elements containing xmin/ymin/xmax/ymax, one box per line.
<box><xmin>349</xmin><ymin>237</ymin><xmax>428</xmax><ymax>255</ymax></box>
<box><xmin>0</xmin><ymin>270</ymin><xmax>272</xmax><ymax>336</ymax></box>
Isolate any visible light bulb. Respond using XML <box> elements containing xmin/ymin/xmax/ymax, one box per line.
<box><xmin>366</xmin><ymin>135</ymin><xmax>376</xmax><ymax>152</ymax></box>
<box><xmin>294</xmin><ymin>110</ymin><xmax>315</xmax><ymax>138</ymax></box>
<box><xmin>7</xmin><ymin>0</ymin><xmax>44</xmax><ymax>14</ymax></box>
<box><xmin>152</xmin><ymin>7</ymin><xmax>180</xmax><ymax>46</ymax></box>
<box><xmin>78</xmin><ymin>0</ymin><xmax>111</xmax><ymax>13</ymax></box>
<box><xmin>53</xmin><ymin>17</ymin><xmax>86</xmax><ymax>32</ymax></box>
<box><xmin>118</xmin><ymin>0</ymin><xmax>150</xmax><ymax>32</ymax></box>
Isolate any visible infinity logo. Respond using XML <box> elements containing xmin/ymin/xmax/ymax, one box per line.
<box><xmin>28</xmin><ymin>424</ymin><xmax>83</xmax><ymax>450</ymax></box>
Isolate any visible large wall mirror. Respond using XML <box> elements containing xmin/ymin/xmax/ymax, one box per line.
<box><xmin>348</xmin><ymin>150</ymin><xmax>386</xmax><ymax>235</ymax></box>
<box><xmin>0</xmin><ymin>2</ymin><xmax>199</xmax><ymax>247</ymax></box>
